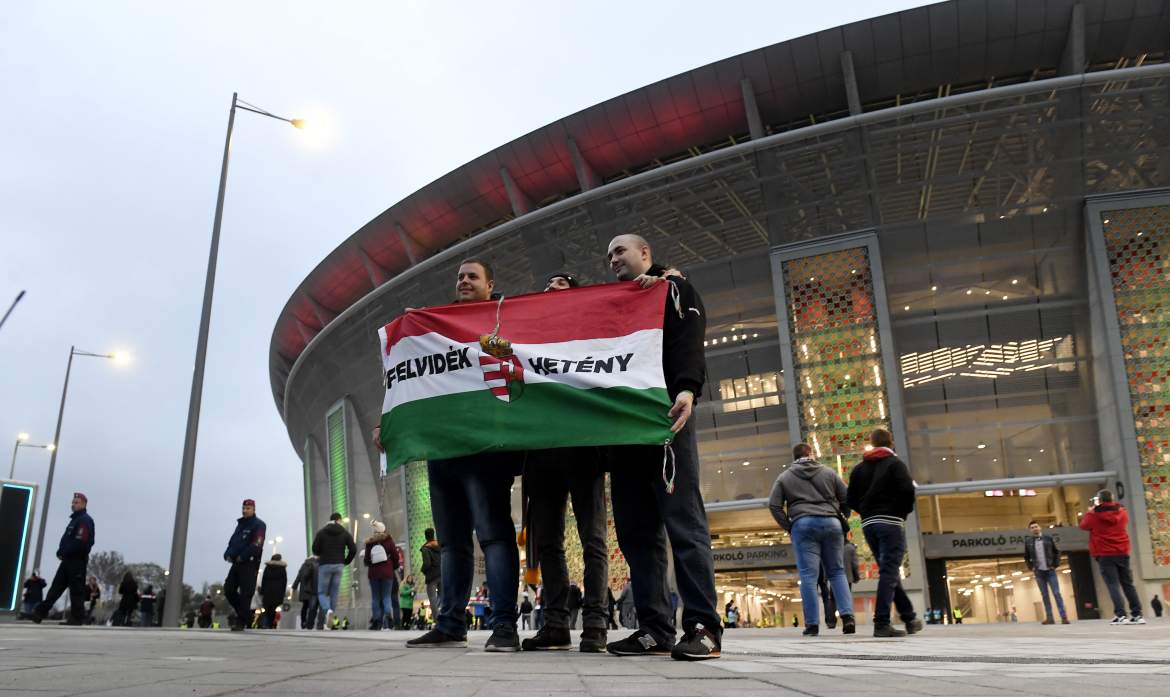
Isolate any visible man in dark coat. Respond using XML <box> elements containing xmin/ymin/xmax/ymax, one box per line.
<box><xmin>291</xmin><ymin>556</ymin><xmax>319</xmax><ymax>629</ymax></box>
<box><xmin>311</xmin><ymin>512</ymin><xmax>356</xmax><ymax>629</ymax></box>
<box><xmin>603</xmin><ymin>235</ymin><xmax>721</xmax><ymax>661</ymax></box>
<box><xmin>259</xmin><ymin>554</ymin><xmax>288</xmax><ymax>629</ymax></box>
<box><xmin>223</xmin><ymin>498</ymin><xmax>266</xmax><ymax>631</ymax></box>
<box><xmin>21</xmin><ymin>570</ymin><xmax>46</xmax><ymax>619</ymax></box>
<box><xmin>33</xmin><ymin>493</ymin><xmax>95</xmax><ymax>625</ymax></box>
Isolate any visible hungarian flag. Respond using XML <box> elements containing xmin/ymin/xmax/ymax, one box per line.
<box><xmin>377</xmin><ymin>282</ymin><xmax>673</xmax><ymax>468</ymax></box>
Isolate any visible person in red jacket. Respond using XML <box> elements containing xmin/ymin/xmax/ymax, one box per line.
<box><xmin>1079</xmin><ymin>489</ymin><xmax>1144</xmax><ymax>625</ymax></box>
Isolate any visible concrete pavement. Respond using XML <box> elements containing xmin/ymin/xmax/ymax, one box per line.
<box><xmin>2</xmin><ymin>620</ymin><xmax>1170</xmax><ymax>696</ymax></box>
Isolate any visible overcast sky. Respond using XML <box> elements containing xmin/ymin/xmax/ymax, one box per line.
<box><xmin>1</xmin><ymin>0</ymin><xmax>930</xmax><ymax>589</ymax></box>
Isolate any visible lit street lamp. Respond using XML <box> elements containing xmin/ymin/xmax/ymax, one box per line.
<box><xmin>163</xmin><ymin>94</ymin><xmax>304</xmax><ymax>629</ymax></box>
<box><xmin>32</xmin><ymin>347</ymin><xmax>130</xmax><ymax>573</ymax></box>
<box><xmin>9</xmin><ymin>433</ymin><xmax>55</xmax><ymax>479</ymax></box>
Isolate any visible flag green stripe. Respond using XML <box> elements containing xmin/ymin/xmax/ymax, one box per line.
<box><xmin>381</xmin><ymin>384</ymin><xmax>672</xmax><ymax>468</ymax></box>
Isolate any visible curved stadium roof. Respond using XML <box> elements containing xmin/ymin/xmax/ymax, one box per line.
<box><xmin>270</xmin><ymin>0</ymin><xmax>1170</xmax><ymax>417</ymax></box>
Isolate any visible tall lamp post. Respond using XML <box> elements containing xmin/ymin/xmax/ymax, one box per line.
<box><xmin>162</xmin><ymin>94</ymin><xmax>303</xmax><ymax>628</ymax></box>
<box><xmin>32</xmin><ymin>347</ymin><xmax>128</xmax><ymax>573</ymax></box>
<box><xmin>9</xmin><ymin>432</ymin><xmax>55</xmax><ymax>479</ymax></box>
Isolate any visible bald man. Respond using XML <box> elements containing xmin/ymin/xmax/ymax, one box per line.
<box><xmin>603</xmin><ymin>234</ymin><xmax>720</xmax><ymax>661</ymax></box>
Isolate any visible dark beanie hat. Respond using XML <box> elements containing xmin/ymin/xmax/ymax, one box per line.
<box><xmin>546</xmin><ymin>272</ymin><xmax>579</xmax><ymax>288</ymax></box>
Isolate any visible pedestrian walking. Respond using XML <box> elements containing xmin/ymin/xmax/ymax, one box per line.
<box><xmin>84</xmin><ymin>575</ymin><xmax>100</xmax><ymax>624</ymax></box>
<box><xmin>1151</xmin><ymin>595</ymin><xmax>1163</xmax><ymax>618</ymax></box>
<box><xmin>1079</xmin><ymin>489</ymin><xmax>1144</xmax><ymax>624</ymax></box>
<box><xmin>113</xmin><ymin>571</ymin><xmax>138</xmax><ymax>626</ymax></box>
<box><xmin>846</xmin><ymin>430</ymin><xmax>923</xmax><ymax>638</ymax></box>
<box><xmin>769</xmin><ymin>443</ymin><xmax>856</xmax><ymax>637</ymax></box>
<box><xmin>617</xmin><ymin>578</ymin><xmax>636</xmax><ymax>629</ymax></box>
<box><xmin>606</xmin><ymin>586</ymin><xmax>619</xmax><ymax>630</ymax></box>
<box><xmin>604</xmin><ymin>235</ymin><xmax>721</xmax><ymax>661</ymax></box>
<box><xmin>21</xmin><ymin>570</ymin><xmax>45</xmax><ymax>620</ymax></box>
<box><xmin>311</xmin><ymin>512</ymin><xmax>356</xmax><ymax>629</ymax></box>
<box><xmin>139</xmin><ymin>585</ymin><xmax>157</xmax><ymax>627</ymax></box>
<box><xmin>31</xmin><ymin>493</ymin><xmax>94</xmax><ymax>626</ymax></box>
<box><xmin>259</xmin><ymin>554</ymin><xmax>288</xmax><ymax>628</ymax></box>
<box><xmin>400</xmin><ymin>575</ymin><xmax>416</xmax><ymax>629</ymax></box>
<box><xmin>223</xmin><ymin>498</ymin><xmax>266</xmax><ymax>632</ymax></box>
<box><xmin>198</xmin><ymin>596</ymin><xmax>214</xmax><ymax>628</ymax></box>
<box><xmin>291</xmin><ymin>555</ymin><xmax>319</xmax><ymax>629</ymax></box>
<box><xmin>1023</xmin><ymin>520</ymin><xmax>1069</xmax><ymax>624</ymax></box>
<box><xmin>419</xmin><ymin>527</ymin><xmax>441</xmax><ymax>618</ymax></box>
<box><xmin>519</xmin><ymin>594</ymin><xmax>533</xmax><ymax>630</ymax></box>
<box><xmin>395</xmin><ymin>260</ymin><xmax>521</xmax><ymax>652</ymax></box>
<box><xmin>566</xmin><ymin>582</ymin><xmax>583</xmax><ymax>630</ymax></box>
<box><xmin>363</xmin><ymin>521</ymin><xmax>401</xmax><ymax>630</ymax></box>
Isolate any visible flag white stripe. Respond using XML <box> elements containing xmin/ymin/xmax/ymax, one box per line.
<box><xmin>379</xmin><ymin>329</ymin><xmax>665</xmax><ymax>413</ymax></box>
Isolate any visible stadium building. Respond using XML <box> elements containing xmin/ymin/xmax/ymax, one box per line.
<box><xmin>272</xmin><ymin>0</ymin><xmax>1170</xmax><ymax>624</ymax></box>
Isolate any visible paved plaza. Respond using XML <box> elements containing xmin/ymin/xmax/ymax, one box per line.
<box><xmin>3</xmin><ymin>620</ymin><xmax>1170</xmax><ymax>696</ymax></box>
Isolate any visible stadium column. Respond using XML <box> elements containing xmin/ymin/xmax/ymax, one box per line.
<box><xmin>1086</xmin><ymin>195</ymin><xmax>1170</xmax><ymax>582</ymax></box>
<box><xmin>840</xmin><ymin>51</ymin><xmax>882</xmax><ymax>229</ymax></box>
<box><xmin>769</xmin><ymin>233</ymin><xmax>928</xmax><ymax>608</ymax></box>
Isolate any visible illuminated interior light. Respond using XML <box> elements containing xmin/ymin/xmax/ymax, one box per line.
<box><xmin>904</xmin><ymin>305</ymin><xmax>910</xmax><ymax>311</ymax></box>
<box><xmin>984</xmin><ymin>290</ymin><xmax>991</xmax><ymax>295</ymax></box>
<box><xmin>1011</xmin><ymin>279</ymin><xmax>1018</xmax><ymax>284</ymax></box>
<box><xmin>931</xmin><ymin>285</ymin><xmax>937</xmax><ymax>291</ymax></box>
<box><xmin>966</xmin><ymin>289</ymin><xmax>973</xmax><ymax>295</ymax></box>
<box><xmin>1002</xmin><ymin>295</ymin><xmax>1008</xmax><ymax>300</ymax></box>
<box><xmin>977</xmin><ymin>443</ymin><xmax>986</xmax><ymax>449</ymax></box>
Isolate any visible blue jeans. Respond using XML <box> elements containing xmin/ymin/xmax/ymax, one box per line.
<box><xmin>369</xmin><ymin>577</ymin><xmax>394</xmax><ymax>627</ymax></box>
<box><xmin>861</xmin><ymin>522</ymin><xmax>916</xmax><ymax>626</ymax></box>
<box><xmin>428</xmin><ymin>455</ymin><xmax>519</xmax><ymax>637</ymax></box>
<box><xmin>792</xmin><ymin>516</ymin><xmax>853</xmax><ymax>626</ymax></box>
<box><xmin>1033</xmin><ymin>568</ymin><xmax>1067</xmax><ymax>620</ymax></box>
<box><xmin>317</xmin><ymin>563</ymin><xmax>343</xmax><ymax>618</ymax></box>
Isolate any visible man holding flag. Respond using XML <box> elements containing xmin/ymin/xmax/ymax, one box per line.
<box><xmin>396</xmin><ymin>259</ymin><xmax>522</xmax><ymax>652</ymax></box>
<box><xmin>603</xmin><ymin>234</ymin><xmax>722</xmax><ymax>661</ymax></box>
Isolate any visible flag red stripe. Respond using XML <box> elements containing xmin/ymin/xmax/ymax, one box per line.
<box><xmin>382</xmin><ymin>281</ymin><xmax>667</xmax><ymax>353</ymax></box>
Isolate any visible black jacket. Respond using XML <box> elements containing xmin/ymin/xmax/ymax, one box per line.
<box><xmin>846</xmin><ymin>451</ymin><xmax>916</xmax><ymax>521</ymax></box>
<box><xmin>57</xmin><ymin>509</ymin><xmax>95</xmax><ymax>560</ymax></box>
<box><xmin>292</xmin><ymin>558</ymin><xmax>318</xmax><ymax>599</ymax></box>
<box><xmin>260</xmin><ymin>559</ymin><xmax>288</xmax><ymax>606</ymax></box>
<box><xmin>23</xmin><ymin>576</ymin><xmax>46</xmax><ymax>603</ymax></box>
<box><xmin>649</xmin><ymin>264</ymin><xmax>707</xmax><ymax>400</ymax></box>
<box><xmin>1023</xmin><ymin>534</ymin><xmax>1062</xmax><ymax>570</ymax></box>
<box><xmin>420</xmin><ymin>541</ymin><xmax>441</xmax><ymax>583</ymax></box>
<box><xmin>567</xmin><ymin>584</ymin><xmax>583</xmax><ymax>610</ymax></box>
<box><xmin>117</xmin><ymin>577</ymin><xmax>139</xmax><ymax>612</ymax></box>
<box><xmin>312</xmin><ymin>523</ymin><xmax>357</xmax><ymax>565</ymax></box>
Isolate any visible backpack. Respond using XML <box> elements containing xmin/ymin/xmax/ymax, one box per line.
<box><xmin>370</xmin><ymin>543</ymin><xmax>388</xmax><ymax>565</ymax></box>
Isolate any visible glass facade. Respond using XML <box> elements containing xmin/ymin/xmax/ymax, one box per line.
<box><xmin>881</xmin><ymin>210</ymin><xmax>1101</xmax><ymax>484</ymax></box>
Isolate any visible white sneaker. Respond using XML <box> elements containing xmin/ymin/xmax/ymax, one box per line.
<box><xmin>1129</xmin><ymin>615</ymin><xmax>1146</xmax><ymax>625</ymax></box>
<box><xmin>1110</xmin><ymin>615</ymin><xmax>1129</xmax><ymax>625</ymax></box>
<box><xmin>325</xmin><ymin>609</ymin><xmax>335</xmax><ymax>628</ymax></box>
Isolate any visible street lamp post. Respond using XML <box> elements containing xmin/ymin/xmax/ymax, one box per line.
<box><xmin>9</xmin><ymin>433</ymin><xmax>55</xmax><ymax>479</ymax></box>
<box><xmin>162</xmin><ymin>94</ymin><xmax>303</xmax><ymax>628</ymax></box>
<box><xmin>32</xmin><ymin>347</ymin><xmax>126</xmax><ymax>573</ymax></box>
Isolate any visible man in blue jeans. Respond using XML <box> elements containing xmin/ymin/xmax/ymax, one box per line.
<box><xmin>385</xmin><ymin>259</ymin><xmax>521</xmax><ymax>652</ymax></box>
<box><xmin>1023</xmin><ymin>520</ymin><xmax>1069</xmax><ymax>624</ymax></box>
<box><xmin>312</xmin><ymin>512</ymin><xmax>356</xmax><ymax>629</ymax></box>
<box><xmin>846</xmin><ymin>429</ymin><xmax>922</xmax><ymax>638</ymax></box>
<box><xmin>769</xmin><ymin>443</ymin><xmax>855</xmax><ymax>636</ymax></box>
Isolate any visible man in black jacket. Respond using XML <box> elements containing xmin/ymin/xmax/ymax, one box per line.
<box><xmin>291</xmin><ymin>556</ymin><xmax>319</xmax><ymax>629</ymax></box>
<box><xmin>846</xmin><ymin>429</ymin><xmax>922</xmax><ymax>638</ymax></box>
<box><xmin>603</xmin><ymin>234</ymin><xmax>721</xmax><ymax>661</ymax></box>
<box><xmin>311</xmin><ymin>512</ymin><xmax>356</xmax><ymax>629</ymax></box>
<box><xmin>223</xmin><ymin>498</ymin><xmax>266</xmax><ymax>631</ymax></box>
<box><xmin>1023</xmin><ymin>521</ymin><xmax>1069</xmax><ymax>624</ymax></box>
<box><xmin>419</xmin><ymin>527</ymin><xmax>441</xmax><ymax>619</ymax></box>
<box><xmin>33</xmin><ymin>493</ymin><xmax>94</xmax><ymax>625</ymax></box>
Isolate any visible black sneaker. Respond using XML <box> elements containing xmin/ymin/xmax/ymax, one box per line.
<box><xmin>30</xmin><ymin>606</ymin><xmax>45</xmax><ymax>625</ymax></box>
<box><xmin>521</xmin><ymin>625</ymin><xmax>571</xmax><ymax>651</ymax></box>
<box><xmin>905</xmin><ymin>618</ymin><xmax>924</xmax><ymax>635</ymax></box>
<box><xmin>670</xmin><ymin>623</ymin><xmax>721</xmax><ymax>661</ymax></box>
<box><xmin>406</xmin><ymin>628</ymin><xmax>468</xmax><ymax>648</ymax></box>
<box><xmin>579</xmin><ymin>627</ymin><xmax>608</xmax><ymax>653</ymax></box>
<box><xmin>873</xmin><ymin>624</ymin><xmax>906</xmax><ymax>638</ymax></box>
<box><xmin>230</xmin><ymin>617</ymin><xmax>244</xmax><ymax>632</ymax></box>
<box><xmin>802</xmin><ymin>624</ymin><xmax>819</xmax><ymax>637</ymax></box>
<box><xmin>485</xmin><ymin>625</ymin><xmax>520</xmax><ymax>652</ymax></box>
<box><xmin>606</xmin><ymin>630</ymin><xmax>672</xmax><ymax>656</ymax></box>
<box><xmin>841</xmin><ymin>614</ymin><xmax>856</xmax><ymax>635</ymax></box>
